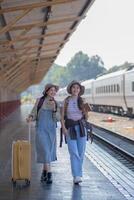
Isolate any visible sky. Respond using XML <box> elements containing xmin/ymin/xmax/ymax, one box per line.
<box><xmin>55</xmin><ymin>0</ymin><xmax>134</xmax><ymax>69</ymax></box>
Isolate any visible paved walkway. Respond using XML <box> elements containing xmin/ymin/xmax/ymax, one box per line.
<box><xmin>0</xmin><ymin>105</ymin><xmax>126</xmax><ymax>200</ymax></box>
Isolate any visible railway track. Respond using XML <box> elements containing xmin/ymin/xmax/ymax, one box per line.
<box><xmin>91</xmin><ymin>123</ymin><xmax>134</xmax><ymax>160</ymax></box>
<box><xmin>86</xmin><ymin>124</ymin><xmax>134</xmax><ymax>200</ymax></box>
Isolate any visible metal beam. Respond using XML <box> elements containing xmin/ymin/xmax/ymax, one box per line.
<box><xmin>0</xmin><ymin>9</ymin><xmax>32</xmax><ymax>35</ymax></box>
<box><xmin>0</xmin><ymin>29</ymin><xmax>74</xmax><ymax>45</ymax></box>
<box><xmin>11</xmin><ymin>16</ymin><xmax>83</xmax><ymax>31</ymax></box>
<box><xmin>0</xmin><ymin>0</ymin><xmax>77</xmax><ymax>14</ymax></box>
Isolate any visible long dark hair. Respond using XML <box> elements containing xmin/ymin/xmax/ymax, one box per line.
<box><xmin>78</xmin><ymin>96</ymin><xmax>89</xmax><ymax>120</ymax></box>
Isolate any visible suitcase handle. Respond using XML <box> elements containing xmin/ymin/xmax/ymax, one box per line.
<box><xmin>18</xmin><ymin>143</ymin><xmax>23</xmax><ymax>178</ymax></box>
<box><xmin>28</xmin><ymin>122</ymin><xmax>31</xmax><ymax>142</ymax></box>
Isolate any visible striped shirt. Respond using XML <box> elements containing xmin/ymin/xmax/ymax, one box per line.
<box><xmin>66</xmin><ymin>97</ymin><xmax>83</xmax><ymax>121</ymax></box>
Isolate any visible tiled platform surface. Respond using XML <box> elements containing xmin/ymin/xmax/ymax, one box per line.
<box><xmin>0</xmin><ymin>105</ymin><xmax>126</xmax><ymax>200</ymax></box>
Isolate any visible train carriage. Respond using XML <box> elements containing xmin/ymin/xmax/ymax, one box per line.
<box><xmin>92</xmin><ymin>70</ymin><xmax>128</xmax><ymax>115</ymax></box>
<box><xmin>56</xmin><ymin>66</ymin><xmax>134</xmax><ymax>117</ymax></box>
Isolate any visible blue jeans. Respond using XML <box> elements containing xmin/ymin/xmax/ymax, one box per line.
<box><xmin>66</xmin><ymin>125</ymin><xmax>86</xmax><ymax>177</ymax></box>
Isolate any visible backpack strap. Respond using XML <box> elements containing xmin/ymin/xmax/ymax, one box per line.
<box><xmin>53</xmin><ymin>99</ymin><xmax>58</xmax><ymax>112</ymax></box>
<box><xmin>63</xmin><ymin>96</ymin><xmax>70</xmax><ymax>119</ymax></box>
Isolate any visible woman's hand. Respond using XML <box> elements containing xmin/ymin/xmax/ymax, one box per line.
<box><xmin>62</xmin><ymin>127</ymin><xmax>68</xmax><ymax>135</ymax></box>
<box><xmin>49</xmin><ymin>99</ymin><xmax>56</xmax><ymax>111</ymax></box>
<box><xmin>83</xmin><ymin>103</ymin><xmax>91</xmax><ymax>112</ymax></box>
<box><xmin>26</xmin><ymin>116</ymin><xmax>33</xmax><ymax>123</ymax></box>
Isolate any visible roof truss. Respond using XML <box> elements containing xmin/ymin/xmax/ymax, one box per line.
<box><xmin>0</xmin><ymin>0</ymin><xmax>95</xmax><ymax>93</ymax></box>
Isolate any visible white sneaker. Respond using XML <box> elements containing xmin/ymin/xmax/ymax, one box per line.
<box><xmin>73</xmin><ymin>176</ymin><xmax>82</xmax><ymax>184</ymax></box>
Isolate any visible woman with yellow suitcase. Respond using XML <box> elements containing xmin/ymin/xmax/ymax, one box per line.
<box><xmin>27</xmin><ymin>83</ymin><xmax>60</xmax><ymax>184</ymax></box>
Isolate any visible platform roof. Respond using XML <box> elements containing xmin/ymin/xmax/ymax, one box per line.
<box><xmin>0</xmin><ymin>0</ymin><xmax>95</xmax><ymax>93</ymax></box>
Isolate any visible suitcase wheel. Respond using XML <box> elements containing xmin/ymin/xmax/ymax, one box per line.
<box><xmin>25</xmin><ymin>179</ymin><xmax>30</xmax><ymax>186</ymax></box>
<box><xmin>11</xmin><ymin>178</ymin><xmax>17</xmax><ymax>186</ymax></box>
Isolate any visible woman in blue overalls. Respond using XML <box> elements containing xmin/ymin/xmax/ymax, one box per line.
<box><xmin>61</xmin><ymin>80</ymin><xmax>90</xmax><ymax>184</ymax></box>
<box><xmin>27</xmin><ymin>84</ymin><xmax>60</xmax><ymax>184</ymax></box>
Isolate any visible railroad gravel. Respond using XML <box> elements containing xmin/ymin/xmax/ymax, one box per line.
<box><xmin>88</xmin><ymin>112</ymin><xmax>134</xmax><ymax>141</ymax></box>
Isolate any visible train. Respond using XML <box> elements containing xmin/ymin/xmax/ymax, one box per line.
<box><xmin>56</xmin><ymin>66</ymin><xmax>134</xmax><ymax>117</ymax></box>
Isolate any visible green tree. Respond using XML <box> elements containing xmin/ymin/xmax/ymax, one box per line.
<box><xmin>67</xmin><ymin>52</ymin><xmax>106</xmax><ymax>81</ymax></box>
<box><xmin>24</xmin><ymin>51</ymin><xmax>107</xmax><ymax>96</ymax></box>
<box><xmin>107</xmin><ymin>61</ymin><xmax>133</xmax><ymax>73</ymax></box>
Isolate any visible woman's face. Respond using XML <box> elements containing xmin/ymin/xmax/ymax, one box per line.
<box><xmin>71</xmin><ymin>84</ymin><xmax>80</xmax><ymax>96</ymax></box>
<box><xmin>46</xmin><ymin>87</ymin><xmax>57</xmax><ymax>98</ymax></box>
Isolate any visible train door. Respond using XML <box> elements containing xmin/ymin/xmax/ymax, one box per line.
<box><xmin>124</xmin><ymin>69</ymin><xmax>134</xmax><ymax>116</ymax></box>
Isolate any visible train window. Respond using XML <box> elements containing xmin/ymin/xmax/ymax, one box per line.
<box><xmin>117</xmin><ymin>84</ymin><xmax>120</xmax><ymax>92</ymax></box>
<box><xmin>111</xmin><ymin>85</ymin><xmax>113</xmax><ymax>93</ymax></box>
<box><xmin>100</xmin><ymin>87</ymin><xmax>102</xmax><ymax>93</ymax></box>
<box><xmin>108</xmin><ymin>85</ymin><xmax>110</xmax><ymax>93</ymax></box>
<box><xmin>101</xmin><ymin>86</ymin><xmax>103</xmax><ymax>93</ymax></box>
<box><xmin>104</xmin><ymin>86</ymin><xmax>106</xmax><ymax>93</ymax></box>
<box><xmin>132</xmin><ymin>82</ymin><xmax>134</xmax><ymax>92</ymax></box>
<box><xmin>103</xmin><ymin>86</ymin><xmax>105</xmax><ymax>93</ymax></box>
<box><xmin>114</xmin><ymin>84</ymin><xmax>116</xmax><ymax>93</ymax></box>
<box><xmin>106</xmin><ymin>85</ymin><xmax>108</xmax><ymax>93</ymax></box>
<box><xmin>115</xmin><ymin>84</ymin><xmax>117</xmax><ymax>92</ymax></box>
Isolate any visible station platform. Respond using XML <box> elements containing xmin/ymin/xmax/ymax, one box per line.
<box><xmin>0</xmin><ymin>105</ymin><xmax>127</xmax><ymax>200</ymax></box>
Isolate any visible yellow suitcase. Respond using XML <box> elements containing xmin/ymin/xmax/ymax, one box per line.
<box><xmin>11</xmin><ymin>124</ymin><xmax>31</xmax><ymax>186</ymax></box>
